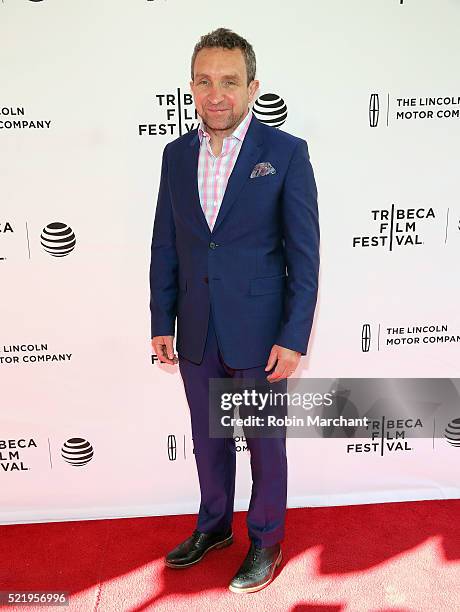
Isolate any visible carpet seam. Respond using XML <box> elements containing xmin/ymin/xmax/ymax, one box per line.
<box><xmin>93</xmin><ymin>580</ymin><xmax>103</xmax><ymax>612</ymax></box>
<box><xmin>93</xmin><ymin>522</ymin><xmax>111</xmax><ymax>612</ymax></box>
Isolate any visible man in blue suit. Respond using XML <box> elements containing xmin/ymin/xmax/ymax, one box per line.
<box><xmin>150</xmin><ymin>27</ymin><xmax>319</xmax><ymax>593</ymax></box>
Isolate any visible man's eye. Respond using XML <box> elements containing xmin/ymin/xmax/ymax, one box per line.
<box><xmin>198</xmin><ymin>80</ymin><xmax>209</xmax><ymax>85</ymax></box>
<box><xmin>224</xmin><ymin>81</ymin><xmax>236</xmax><ymax>86</ymax></box>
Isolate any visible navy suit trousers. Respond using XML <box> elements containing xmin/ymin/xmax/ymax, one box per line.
<box><xmin>178</xmin><ymin>307</ymin><xmax>288</xmax><ymax>548</ymax></box>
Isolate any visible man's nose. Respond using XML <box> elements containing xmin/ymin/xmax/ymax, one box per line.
<box><xmin>207</xmin><ymin>85</ymin><xmax>225</xmax><ymax>104</ymax></box>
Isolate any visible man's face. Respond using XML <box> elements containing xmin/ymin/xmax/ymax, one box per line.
<box><xmin>190</xmin><ymin>46</ymin><xmax>259</xmax><ymax>134</ymax></box>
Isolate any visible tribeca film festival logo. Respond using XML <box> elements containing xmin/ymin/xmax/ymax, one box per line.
<box><xmin>0</xmin><ymin>438</ymin><xmax>37</xmax><ymax>472</ymax></box>
<box><xmin>361</xmin><ymin>322</ymin><xmax>460</xmax><ymax>353</ymax></box>
<box><xmin>369</xmin><ymin>93</ymin><xmax>460</xmax><ymax>128</ymax></box>
<box><xmin>352</xmin><ymin>204</ymin><xmax>439</xmax><ymax>250</ymax></box>
<box><xmin>0</xmin><ymin>221</ymin><xmax>75</xmax><ymax>262</ymax></box>
<box><xmin>0</xmin><ymin>106</ymin><xmax>51</xmax><ymax>130</ymax></box>
<box><xmin>139</xmin><ymin>89</ymin><xmax>199</xmax><ymax>137</ymax></box>
<box><xmin>139</xmin><ymin>91</ymin><xmax>287</xmax><ymax>137</ymax></box>
<box><xmin>347</xmin><ymin>416</ymin><xmax>420</xmax><ymax>455</ymax></box>
<box><xmin>328</xmin><ymin>379</ymin><xmax>460</xmax><ymax>455</ymax></box>
<box><xmin>0</xmin><ymin>221</ymin><xmax>13</xmax><ymax>261</ymax></box>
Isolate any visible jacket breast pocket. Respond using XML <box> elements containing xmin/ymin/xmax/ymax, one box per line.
<box><xmin>250</xmin><ymin>274</ymin><xmax>286</xmax><ymax>295</ymax></box>
<box><xmin>247</xmin><ymin>173</ymin><xmax>281</xmax><ymax>190</ymax></box>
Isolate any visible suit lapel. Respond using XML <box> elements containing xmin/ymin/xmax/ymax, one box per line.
<box><xmin>185</xmin><ymin>114</ymin><xmax>263</xmax><ymax>236</ymax></box>
<box><xmin>186</xmin><ymin>132</ymin><xmax>212</xmax><ymax>236</ymax></box>
<box><xmin>211</xmin><ymin>115</ymin><xmax>263</xmax><ymax>234</ymax></box>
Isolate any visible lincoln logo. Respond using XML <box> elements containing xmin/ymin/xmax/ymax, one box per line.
<box><xmin>369</xmin><ymin>94</ymin><xmax>380</xmax><ymax>127</ymax></box>
<box><xmin>167</xmin><ymin>434</ymin><xmax>177</xmax><ymax>461</ymax></box>
<box><xmin>362</xmin><ymin>324</ymin><xmax>371</xmax><ymax>352</ymax></box>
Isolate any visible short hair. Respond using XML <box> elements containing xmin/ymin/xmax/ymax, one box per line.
<box><xmin>191</xmin><ymin>27</ymin><xmax>256</xmax><ymax>85</ymax></box>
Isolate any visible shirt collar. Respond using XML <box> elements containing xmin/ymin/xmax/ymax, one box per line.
<box><xmin>198</xmin><ymin>108</ymin><xmax>253</xmax><ymax>144</ymax></box>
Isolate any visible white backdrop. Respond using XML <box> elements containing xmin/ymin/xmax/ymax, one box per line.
<box><xmin>1</xmin><ymin>0</ymin><xmax>459</xmax><ymax>524</ymax></box>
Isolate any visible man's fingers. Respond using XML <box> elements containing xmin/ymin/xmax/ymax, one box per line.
<box><xmin>163</xmin><ymin>336</ymin><xmax>175</xmax><ymax>360</ymax></box>
<box><xmin>264</xmin><ymin>346</ymin><xmax>278</xmax><ymax>372</ymax></box>
<box><xmin>152</xmin><ymin>336</ymin><xmax>177</xmax><ymax>365</ymax></box>
<box><xmin>266</xmin><ymin>368</ymin><xmax>285</xmax><ymax>382</ymax></box>
<box><xmin>266</xmin><ymin>359</ymin><xmax>287</xmax><ymax>382</ymax></box>
<box><xmin>266</xmin><ymin>358</ymin><xmax>297</xmax><ymax>382</ymax></box>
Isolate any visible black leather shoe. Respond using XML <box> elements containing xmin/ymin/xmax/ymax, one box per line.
<box><xmin>164</xmin><ymin>528</ymin><xmax>233</xmax><ymax>568</ymax></box>
<box><xmin>228</xmin><ymin>541</ymin><xmax>282</xmax><ymax>593</ymax></box>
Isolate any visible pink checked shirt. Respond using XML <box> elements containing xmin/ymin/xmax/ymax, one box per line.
<box><xmin>197</xmin><ymin>108</ymin><xmax>253</xmax><ymax>230</ymax></box>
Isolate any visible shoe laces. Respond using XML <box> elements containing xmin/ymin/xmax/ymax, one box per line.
<box><xmin>190</xmin><ymin>529</ymin><xmax>203</xmax><ymax>545</ymax></box>
<box><xmin>251</xmin><ymin>544</ymin><xmax>263</xmax><ymax>562</ymax></box>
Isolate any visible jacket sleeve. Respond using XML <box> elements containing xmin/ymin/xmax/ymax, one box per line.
<box><xmin>275</xmin><ymin>139</ymin><xmax>320</xmax><ymax>355</ymax></box>
<box><xmin>149</xmin><ymin>143</ymin><xmax>178</xmax><ymax>338</ymax></box>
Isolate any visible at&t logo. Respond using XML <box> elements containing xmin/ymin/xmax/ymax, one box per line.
<box><xmin>61</xmin><ymin>438</ymin><xmax>94</xmax><ymax>466</ymax></box>
<box><xmin>444</xmin><ymin>418</ymin><xmax>460</xmax><ymax>447</ymax></box>
<box><xmin>41</xmin><ymin>222</ymin><xmax>76</xmax><ymax>257</ymax></box>
<box><xmin>253</xmin><ymin>93</ymin><xmax>287</xmax><ymax>128</ymax></box>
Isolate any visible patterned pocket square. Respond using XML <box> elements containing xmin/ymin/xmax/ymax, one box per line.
<box><xmin>250</xmin><ymin>161</ymin><xmax>276</xmax><ymax>178</ymax></box>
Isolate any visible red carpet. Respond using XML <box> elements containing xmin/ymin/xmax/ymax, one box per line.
<box><xmin>1</xmin><ymin>500</ymin><xmax>459</xmax><ymax>611</ymax></box>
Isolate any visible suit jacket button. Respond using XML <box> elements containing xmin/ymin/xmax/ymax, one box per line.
<box><xmin>209</xmin><ymin>241</ymin><xmax>217</xmax><ymax>249</ymax></box>
<box><xmin>203</xmin><ymin>276</ymin><xmax>209</xmax><ymax>284</ymax></box>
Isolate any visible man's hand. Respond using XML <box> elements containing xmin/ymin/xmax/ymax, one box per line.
<box><xmin>152</xmin><ymin>335</ymin><xmax>178</xmax><ymax>365</ymax></box>
<box><xmin>265</xmin><ymin>344</ymin><xmax>301</xmax><ymax>382</ymax></box>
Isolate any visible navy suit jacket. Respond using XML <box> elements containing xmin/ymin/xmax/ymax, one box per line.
<box><xmin>150</xmin><ymin>114</ymin><xmax>320</xmax><ymax>369</ymax></box>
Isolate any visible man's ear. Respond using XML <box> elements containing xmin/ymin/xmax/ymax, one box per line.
<box><xmin>248</xmin><ymin>79</ymin><xmax>260</xmax><ymax>104</ymax></box>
